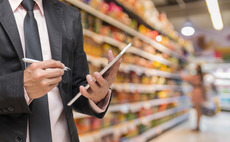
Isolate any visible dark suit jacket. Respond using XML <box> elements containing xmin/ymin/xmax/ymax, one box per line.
<box><xmin>0</xmin><ymin>0</ymin><xmax>109</xmax><ymax>141</ymax></box>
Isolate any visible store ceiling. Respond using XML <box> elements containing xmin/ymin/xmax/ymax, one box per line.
<box><xmin>152</xmin><ymin>0</ymin><xmax>230</xmax><ymax>31</ymax></box>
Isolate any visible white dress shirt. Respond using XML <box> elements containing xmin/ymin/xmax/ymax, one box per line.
<box><xmin>8</xmin><ymin>0</ymin><xmax>110</xmax><ymax>141</ymax></box>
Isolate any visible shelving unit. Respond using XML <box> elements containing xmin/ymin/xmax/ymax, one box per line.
<box><xmin>202</xmin><ymin>63</ymin><xmax>230</xmax><ymax>111</ymax></box>
<box><xmin>77</xmin><ymin>106</ymin><xmax>189</xmax><ymax>142</ymax></box>
<box><xmin>64</xmin><ymin>0</ymin><xmax>192</xmax><ymax>141</ymax></box>
<box><xmin>217</xmin><ymin>84</ymin><xmax>230</xmax><ymax>111</ymax></box>
<box><xmin>66</xmin><ymin>0</ymin><xmax>187</xmax><ymax>60</ymax></box>
<box><xmin>110</xmin><ymin>0</ymin><xmax>182</xmax><ymax>48</ymax></box>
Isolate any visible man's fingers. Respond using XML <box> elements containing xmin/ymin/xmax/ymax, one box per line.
<box><xmin>86</xmin><ymin>75</ymin><xmax>99</xmax><ymax>92</ymax></box>
<box><xmin>108</xmin><ymin>50</ymin><xmax>114</xmax><ymax>63</ymax></box>
<box><xmin>107</xmin><ymin>49</ymin><xmax>122</xmax><ymax>70</ymax></box>
<box><xmin>79</xmin><ymin>86</ymin><xmax>91</xmax><ymax>99</ymax></box>
<box><xmin>104</xmin><ymin>57</ymin><xmax>122</xmax><ymax>79</ymax></box>
<box><xmin>45</xmin><ymin>68</ymin><xmax>64</xmax><ymax>78</ymax></box>
<box><xmin>111</xmin><ymin>57</ymin><xmax>122</xmax><ymax>70</ymax></box>
<box><xmin>46</xmin><ymin>76</ymin><xmax>62</xmax><ymax>85</ymax></box>
<box><xmin>47</xmin><ymin>83</ymin><xmax>59</xmax><ymax>92</ymax></box>
<box><xmin>34</xmin><ymin>60</ymin><xmax>65</xmax><ymax>70</ymax></box>
<box><xmin>94</xmin><ymin>72</ymin><xmax>108</xmax><ymax>87</ymax></box>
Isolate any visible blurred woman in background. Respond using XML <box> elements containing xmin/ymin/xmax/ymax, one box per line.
<box><xmin>180</xmin><ymin>65</ymin><xmax>206</xmax><ymax>131</ymax></box>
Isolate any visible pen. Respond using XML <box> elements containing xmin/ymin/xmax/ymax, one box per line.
<box><xmin>22</xmin><ymin>58</ymin><xmax>71</xmax><ymax>71</ymax></box>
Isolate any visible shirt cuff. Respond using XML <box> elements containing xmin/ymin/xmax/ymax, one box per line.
<box><xmin>88</xmin><ymin>89</ymin><xmax>111</xmax><ymax>113</ymax></box>
<box><xmin>24</xmin><ymin>87</ymin><xmax>33</xmax><ymax>105</ymax></box>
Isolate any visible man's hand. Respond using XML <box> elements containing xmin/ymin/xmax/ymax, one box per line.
<box><xmin>24</xmin><ymin>60</ymin><xmax>65</xmax><ymax>99</ymax></box>
<box><xmin>80</xmin><ymin>50</ymin><xmax>122</xmax><ymax>104</ymax></box>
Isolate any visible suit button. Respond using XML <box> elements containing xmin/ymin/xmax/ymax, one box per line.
<box><xmin>8</xmin><ymin>106</ymin><xmax>14</xmax><ymax>112</ymax></box>
<box><xmin>15</xmin><ymin>136</ymin><xmax>22</xmax><ymax>142</ymax></box>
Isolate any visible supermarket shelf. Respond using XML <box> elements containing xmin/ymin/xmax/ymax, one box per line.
<box><xmin>215</xmin><ymin>79</ymin><xmax>230</xmax><ymax>86</ymax></box>
<box><xmin>87</xmin><ymin>55</ymin><xmax>107</xmax><ymax>67</ymax></box>
<box><xmin>87</xmin><ymin>55</ymin><xmax>180</xmax><ymax>79</ymax></box>
<box><xmin>112</xmin><ymin>0</ymin><xmax>182</xmax><ymax>47</ymax></box>
<box><xmin>219</xmin><ymin>95</ymin><xmax>230</xmax><ymax>111</ymax></box>
<box><xmin>202</xmin><ymin>63</ymin><xmax>230</xmax><ymax>72</ymax></box>
<box><xmin>119</xmin><ymin>64</ymin><xmax>179</xmax><ymax>78</ymax></box>
<box><xmin>220</xmin><ymin>104</ymin><xmax>230</xmax><ymax>111</ymax></box>
<box><xmin>83</xmin><ymin>29</ymin><xmax>175</xmax><ymax>66</ymax></box>
<box><xmin>78</xmin><ymin>106</ymin><xmax>189</xmax><ymax>141</ymax></box>
<box><xmin>73</xmin><ymin>96</ymin><xmax>189</xmax><ymax>118</ymax></box>
<box><xmin>213</xmin><ymin>72</ymin><xmax>230</xmax><ymax>80</ymax></box>
<box><xmin>66</xmin><ymin>0</ymin><xmax>186</xmax><ymax>60</ymax></box>
<box><xmin>127</xmin><ymin>113</ymin><xmax>189</xmax><ymax>142</ymax></box>
<box><xmin>112</xmin><ymin>0</ymin><xmax>159</xmax><ymax>33</ymax></box>
<box><xmin>109</xmin><ymin>96</ymin><xmax>189</xmax><ymax>113</ymax></box>
<box><xmin>111</xmin><ymin>83</ymin><xmax>182</xmax><ymax>93</ymax></box>
<box><xmin>219</xmin><ymin>94</ymin><xmax>230</xmax><ymax>99</ymax></box>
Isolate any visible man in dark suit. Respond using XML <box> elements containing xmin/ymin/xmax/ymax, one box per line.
<box><xmin>0</xmin><ymin>0</ymin><xmax>121</xmax><ymax>141</ymax></box>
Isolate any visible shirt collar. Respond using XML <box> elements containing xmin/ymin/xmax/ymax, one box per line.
<box><xmin>8</xmin><ymin>0</ymin><xmax>22</xmax><ymax>12</ymax></box>
<box><xmin>34</xmin><ymin>0</ymin><xmax>44</xmax><ymax>15</ymax></box>
<box><xmin>8</xmin><ymin>0</ymin><xmax>44</xmax><ymax>15</ymax></box>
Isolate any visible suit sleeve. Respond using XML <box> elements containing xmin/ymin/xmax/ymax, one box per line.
<box><xmin>0</xmin><ymin>70</ymin><xmax>31</xmax><ymax>114</ymax></box>
<box><xmin>70</xmin><ymin>11</ymin><xmax>110</xmax><ymax>118</ymax></box>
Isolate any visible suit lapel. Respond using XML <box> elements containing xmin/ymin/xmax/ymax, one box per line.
<box><xmin>43</xmin><ymin>0</ymin><xmax>63</xmax><ymax>61</ymax></box>
<box><xmin>0</xmin><ymin>0</ymin><xmax>24</xmax><ymax>69</ymax></box>
<box><xmin>43</xmin><ymin>0</ymin><xmax>69</xmax><ymax>103</ymax></box>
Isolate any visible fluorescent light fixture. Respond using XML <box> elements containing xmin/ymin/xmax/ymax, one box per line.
<box><xmin>181</xmin><ymin>26</ymin><xmax>195</xmax><ymax>36</ymax></box>
<box><xmin>205</xmin><ymin>0</ymin><xmax>224</xmax><ymax>30</ymax></box>
<box><xmin>210</xmin><ymin>12</ymin><xmax>224</xmax><ymax>30</ymax></box>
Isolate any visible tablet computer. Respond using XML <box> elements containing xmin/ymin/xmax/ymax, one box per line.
<box><xmin>67</xmin><ymin>42</ymin><xmax>132</xmax><ymax>106</ymax></box>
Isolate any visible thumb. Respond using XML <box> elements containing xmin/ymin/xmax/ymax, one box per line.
<box><xmin>108</xmin><ymin>50</ymin><xmax>114</xmax><ymax>63</ymax></box>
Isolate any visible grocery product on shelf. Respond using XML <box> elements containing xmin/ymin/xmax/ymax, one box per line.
<box><xmin>74</xmin><ymin>0</ymin><xmax>193</xmax><ymax>58</ymax></box>
<box><xmin>79</xmin><ymin>0</ymin><xmax>193</xmax><ymax>55</ymax></box>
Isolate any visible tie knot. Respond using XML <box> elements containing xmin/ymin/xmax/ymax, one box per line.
<box><xmin>21</xmin><ymin>0</ymin><xmax>35</xmax><ymax>11</ymax></box>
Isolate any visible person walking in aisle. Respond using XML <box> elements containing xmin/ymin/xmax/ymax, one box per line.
<box><xmin>0</xmin><ymin>0</ymin><xmax>121</xmax><ymax>141</ymax></box>
<box><xmin>180</xmin><ymin>65</ymin><xmax>206</xmax><ymax>131</ymax></box>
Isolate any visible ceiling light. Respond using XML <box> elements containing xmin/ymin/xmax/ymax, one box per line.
<box><xmin>181</xmin><ymin>21</ymin><xmax>195</xmax><ymax>36</ymax></box>
<box><xmin>181</xmin><ymin>26</ymin><xmax>195</xmax><ymax>36</ymax></box>
<box><xmin>205</xmin><ymin>0</ymin><xmax>224</xmax><ymax>30</ymax></box>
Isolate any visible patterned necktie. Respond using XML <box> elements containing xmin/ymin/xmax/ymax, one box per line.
<box><xmin>21</xmin><ymin>0</ymin><xmax>52</xmax><ymax>141</ymax></box>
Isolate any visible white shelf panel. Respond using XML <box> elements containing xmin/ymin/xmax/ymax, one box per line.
<box><xmin>83</xmin><ymin>29</ymin><xmax>174</xmax><ymax>66</ymax></box>
<box><xmin>119</xmin><ymin>64</ymin><xmax>179</xmax><ymax>78</ymax></box>
<box><xmin>78</xmin><ymin>106</ymin><xmax>189</xmax><ymax>141</ymax></box>
<box><xmin>73</xmin><ymin>96</ymin><xmax>189</xmax><ymax>118</ymax></box>
<box><xmin>220</xmin><ymin>104</ymin><xmax>230</xmax><ymax>111</ymax></box>
<box><xmin>66</xmin><ymin>0</ymin><xmax>186</xmax><ymax>60</ymax></box>
<box><xmin>111</xmin><ymin>83</ymin><xmax>182</xmax><ymax>93</ymax></box>
<box><xmin>87</xmin><ymin>55</ymin><xmax>107</xmax><ymax>67</ymax></box>
<box><xmin>127</xmin><ymin>113</ymin><xmax>188</xmax><ymax>142</ymax></box>
<box><xmin>215</xmin><ymin>79</ymin><xmax>230</xmax><ymax>86</ymax></box>
<box><xmin>87</xmin><ymin>55</ymin><xmax>180</xmax><ymax>79</ymax></box>
<box><xmin>109</xmin><ymin>96</ymin><xmax>189</xmax><ymax>113</ymax></box>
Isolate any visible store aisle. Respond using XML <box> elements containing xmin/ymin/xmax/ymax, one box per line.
<box><xmin>150</xmin><ymin>110</ymin><xmax>230</xmax><ymax>142</ymax></box>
